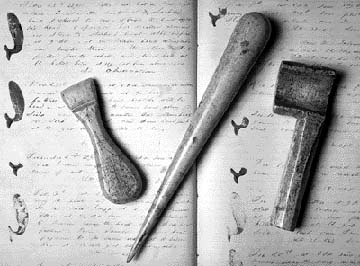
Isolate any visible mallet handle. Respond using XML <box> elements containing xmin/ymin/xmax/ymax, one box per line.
<box><xmin>271</xmin><ymin>112</ymin><xmax>325</xmax><ymax>231</ymax></box>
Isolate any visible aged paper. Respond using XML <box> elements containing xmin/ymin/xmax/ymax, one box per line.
<box><xmin>197</xmin><ymin>0</ymin><xmax>360</xmax><ymax>265</ymax></box>
<box><xmin>0</xmin><ymin>0</ymin><xmax>196</xmax><ymax>265</ymax></box>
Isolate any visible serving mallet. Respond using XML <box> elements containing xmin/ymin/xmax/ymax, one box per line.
<box><xmin>270</xmin><ymin>61</ymin><xmax>336</xmax><ymax>231</ymax></box>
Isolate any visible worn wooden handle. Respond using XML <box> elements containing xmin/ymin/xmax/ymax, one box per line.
<box><xmin>270</xmin><ymin>112</ymin><xmax>324</xmax><ymax>231</ymax></box>
<box><xmin>61</xmin><ymin>79</ymin><xmax>142</xmax><ymax>204</ymax></box>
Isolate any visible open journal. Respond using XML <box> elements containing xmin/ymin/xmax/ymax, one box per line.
<box><xmin>0</xmin><ymin>0</ymin><xmax>359</xmax><ymax>265</ymax></box>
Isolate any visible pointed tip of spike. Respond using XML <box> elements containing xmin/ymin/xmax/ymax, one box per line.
<box><xmin>127</xmin><ymin>244</ymin><xmax>138</xmax><ymax>263</ymax></box>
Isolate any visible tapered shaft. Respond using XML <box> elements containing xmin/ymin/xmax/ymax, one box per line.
<box><xmin>127</xmin><ymin>12</ymin><xmax>271</xmax><ymax>262</ymax></box>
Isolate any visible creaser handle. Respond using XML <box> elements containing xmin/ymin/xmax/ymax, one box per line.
<box><xmin>270</xmin><ymin>112</ymin><xmax>324</xmax><ymax>231</ymax></box>
<box><xmin>75</xmin><ymin>104</ymin><xmax>143</xmax><ymax>204</ymax></box>
<box><xmin>61</xmin><ymin>79</ymin><xmax>142</xmax><ymax>204</ymax></box>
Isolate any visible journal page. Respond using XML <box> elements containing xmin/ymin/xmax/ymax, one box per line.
<box><xmin>197</xmin><ymin>0</ymin><xmax>360</xmax><ymax>265</ymax></box>
<box><xmin>0</xmin><ymin>0</ymin><xmax>196</xmax><ymax>265</ymax></box>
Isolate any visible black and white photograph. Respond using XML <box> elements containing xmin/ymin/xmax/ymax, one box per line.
<box><xmin>0</xmin><ymin>0</ymin><xmax>359</xmax><ymax>265</ymax></box>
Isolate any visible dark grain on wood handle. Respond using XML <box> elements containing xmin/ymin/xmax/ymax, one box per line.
<box><xmin>270</xmin><ymin>112</ymin><xmax>324</xmax><ymax>231</ymax></box>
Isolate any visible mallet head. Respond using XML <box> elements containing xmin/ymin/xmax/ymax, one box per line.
<box><xmin>274</xmin><ymin>61</ymin><xmax>336</xmax><ymax>118</ymax></box>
